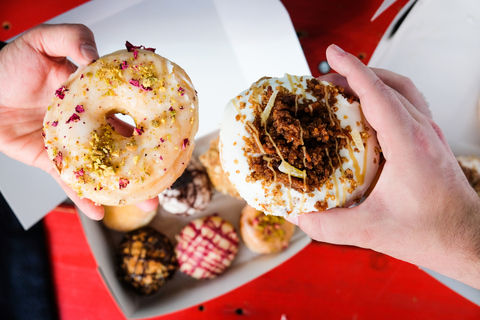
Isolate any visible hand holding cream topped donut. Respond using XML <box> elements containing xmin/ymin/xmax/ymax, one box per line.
<box><xmin>219</xmin><ymin>75</ymin><xmax>380</xmax><ymax>217</ymax></box>
<box><xmin>43</xmin><ymin>42</ymin><xmax>198</xmax><ymax>206</ymax></box>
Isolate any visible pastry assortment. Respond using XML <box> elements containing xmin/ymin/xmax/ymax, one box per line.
<box><xmin>219</xmin><ymin>74</ymin><xmax>380</xmax><ymax>217</ymax></box>
<box><xmin>50</xmin><ymin>46</ymin><xmax>299</xmax><ymax>295</ymax></box>
<box><xmin>116</xmin><ymin>227</ymin><xmax>178</xmax><ymax>295</ymax></box>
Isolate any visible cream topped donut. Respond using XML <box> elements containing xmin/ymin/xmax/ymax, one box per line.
<box><xmin>43</xmin><ymin>42</ymin><xmax>198</xmax><ymax>206</ymax></box>
<box><xmin>219</xmin><ymin>74</ymin><xmax>380</xmax><ymax>217</ymax></box>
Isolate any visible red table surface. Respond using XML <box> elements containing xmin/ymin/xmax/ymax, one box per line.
<box><xmin>1</xmin><ymin>0</ymin><xmax>480</xmax><ymax>319</ymax></box>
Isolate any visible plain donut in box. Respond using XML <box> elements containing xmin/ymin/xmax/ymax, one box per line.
<box><xmin>43</xmin><ymin>42</ymin><xmax>198</xmax><ymax>206</ymax></box>
<box><xmin>219</xmin><ymin>74</ymin><xmax>380</xmax><ymax>217</ymax></box>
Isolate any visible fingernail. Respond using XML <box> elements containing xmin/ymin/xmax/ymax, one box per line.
<box><xmin>331</xmin><ymin>44</ymin><xmax>345</xmax><ymax>53</ymax></box>
<box><xmin>81</xmin><ymin>43</ymin><xmax>99</xmax><ymax>62</ymax></box>
<box><xmin>286</xmin><ymin>214</ymin><xmax>298</xmax><ymax>226</ymax></box>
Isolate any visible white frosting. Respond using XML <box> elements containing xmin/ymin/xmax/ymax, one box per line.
<box><xmin>43</xmin><ymin>48</ymin><xmax>198</xmax><ymax>206</ymax></box>
<box><xmin>219</xmin><ymin>75</ymin><xmax>380</xmax><ymax>217</ymax></box>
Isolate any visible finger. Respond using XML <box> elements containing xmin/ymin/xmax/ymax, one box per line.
<box><xmin>326</xmin><ymin>44</ymin><xmax>417</xmax><ymax>148</ymax></box>
<box><xmin>49</xmin><ymin>170</ymin><xmax>104</xmax><ymax>220</ymax></box>
<box><xmin>26</xmin><ymin>24</ymin><xmax>99</xmax><ymax>66</ymax></box>
<box><xmin>106</xmin><ymin>114</ymin><xmax>135</xmax><ymax>137</ymax></box>
<box><xmin>135</xmin><ymin>197</ymin><xmax>159</xmax><ymax>212</ymax></box>
<box><xmin>372</xmin><ymin>68</ymin><xmax>432</xmax><ymax>119</ymax></box>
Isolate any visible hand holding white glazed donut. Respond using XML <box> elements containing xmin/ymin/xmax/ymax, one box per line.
<box><xmin>0</xmin><ymin>24</ymin><xmax>158</xmax><ymax>220</ymax></box>
<box><xmin>287</xmin><ymin>45</ymin><xmax>480</xmax><ymax>290</ymax></box>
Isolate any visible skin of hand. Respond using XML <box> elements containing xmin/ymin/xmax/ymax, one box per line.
<box><xmin>0</xmin><ymin>24</ymin><xmax>159</xmax><ymax>220</ymax></box>
<box><xmin>287</xmin><ymin>44</ymin><xmax>480</xmax><ymax>290</ymax></box>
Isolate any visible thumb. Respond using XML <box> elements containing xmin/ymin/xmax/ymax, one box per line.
<box><xmin>26</xmin><ymin>23</ymin><xmax>99</xmax><ymax>65</ymax></box>
<box><xmin>287</xmin><ymin>205</ymin><xmax>376</xmax><ymax>248</ymax></box>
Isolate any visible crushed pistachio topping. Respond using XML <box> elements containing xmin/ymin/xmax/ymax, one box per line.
<box><xmin>95</xmin><ymin>62</ymin><xmax>124</xmax><ymax>88</ymax></box>
<box><xmin>142</xmin><ymin>76</ymin><xmax>157</xmax><ymax>88</ymax></box>
<box><xmin>252</xmin><ymin>211</ymin><xmax>287</xmax><ymax>240</ymax></box>
<box><xmin>85</xmin><ymin>125</ymin><xmax>116</xmax><ymax>178</ymax></box>
<box><xmin>125</xmin><ymin>139</ymin><xmax>138</xmax><ymax>151</ymax></box>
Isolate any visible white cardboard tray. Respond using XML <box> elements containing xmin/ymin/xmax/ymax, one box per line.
<box><xmin>79</xmin><ymin>131</ymin><xmax>311</xmax><ymax>319</ymax></box>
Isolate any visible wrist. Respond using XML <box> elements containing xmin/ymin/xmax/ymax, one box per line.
<box><xmin>434</xmin><ymin>191</ymin><xmax>480</xmax><ymax>289</ymax></box>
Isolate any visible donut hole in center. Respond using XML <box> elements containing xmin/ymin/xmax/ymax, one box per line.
<box><xmin>106</xmin><ymin>112</ymin><xmax>136</xmax><ymax>138</ymax></box>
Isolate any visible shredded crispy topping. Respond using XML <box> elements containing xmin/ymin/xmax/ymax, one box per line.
<box><xmin>244</xmin><ymin>79</ymin><xmax>355</xmax><ymax>193</ymax></box>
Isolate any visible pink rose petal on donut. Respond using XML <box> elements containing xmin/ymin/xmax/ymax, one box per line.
<box><xmin>129</xmin><ymin>79</ymin><xmax>140</xmax><ymax>87</ymax></box>
<box><xmin>66</xmin><ymin>113</ymin><xmax>80</xmax><ymax>124</ymax></box>
<box><xmin>125</xmin><ymin>41</ymin><xmax>156</xmax><ymax>53</ymax></box>
<box><xmin>119</xmin><ymin>178</ymin><xmax>129</xmax><ymax>190</ymax></box>
<box><xmin>75</xmin><ymin>105</ymin><xmax>85</xmax><ymax>113</ymax></box>
<box><xmin>74</xmin><ymin>168</ymin><xmax>84</xmax><ymax>179</ymax></box>
<box><xmin>133</xmin><ymin>50</ymin><xmax>138</xmax><ymax>60</ymax></box>
<box><xmin>55</xmin><ymin>86</ymin><xmax>68</xmax><ymax>100</ymax></box>
<box><xmin>134</xmin><ymin>126</ymin><xmax>144</xmax><ymax>136</ymax></box>
<box><xmin>53</xmin><ymin>152</ymin><xmax>63</xmax><ymax>170</ymax></box>
<box><xmin>178</xmin><ymin>87</ymin><xmax>185</xmax><ymax>96</ymax></box>
<box><xmin>120</xmin><ymin>61</ymin><xmax>128</xmax><ymax>70</ymax></box>
<box><xmin>52</xmin><ymin>121</ymin><xmax>58</xmax><ymax>127</ymax></box>
<box><xmin>182</xmin><ymin>138</ymin><xmax>190</xmax><ymax>150</ymax></box>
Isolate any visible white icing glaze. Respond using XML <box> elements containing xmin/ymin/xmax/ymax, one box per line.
<box><xmin>219</xmin><ymin>74</ymin><xmax>380</xmax><ymax>217</ymax></box>
<box><xmin>43</xmin><ymin>48</ymin><xmax>198</xmax><ymax>206</ymax></box>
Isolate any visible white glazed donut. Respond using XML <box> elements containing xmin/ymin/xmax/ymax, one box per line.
<box><xmin>219</xmin><ymin>74</ymin><xmax>380</xmax><ymax>217</ymax></box>
<box><xmin>43</xmin><ymin>43</ymin><xmax>198</xmax><ymax>206</ymax></box>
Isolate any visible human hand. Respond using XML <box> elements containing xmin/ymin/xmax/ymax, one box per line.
<box><xmin>0</xmin><ymin>24</ymin><xmax>159</xmax><ymax>220</ymax></box>
<box><xmin>288</xmin><ymin>44</ymin><xmax>480</xmax><ymax>289</ymax></box>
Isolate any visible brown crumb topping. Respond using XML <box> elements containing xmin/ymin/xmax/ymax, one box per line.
<box><xmin>243</xmin><ymin>78</ymin><xmax>355</xmax><ymax>193</ymax></box>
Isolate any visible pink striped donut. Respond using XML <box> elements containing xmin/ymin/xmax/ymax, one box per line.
<box><xmin>175</xmin><ymin>215</ymin><xmax>239</xmax><ymax>279</ymax></box>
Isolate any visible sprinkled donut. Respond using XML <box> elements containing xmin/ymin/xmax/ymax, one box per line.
<box><xmin>240</xmin><ymin>204</ymin><xmax>295</xmax><ymax>254</ymax></box>
<box><xmin>219</xmin><ymin>74</ymin><xmax>380</xmax><ymax>217</ymax></box>
<box><xmin>43</xmin><ymin>42</ymin><xmax>198</xmax><ymax>206</ymax></box>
